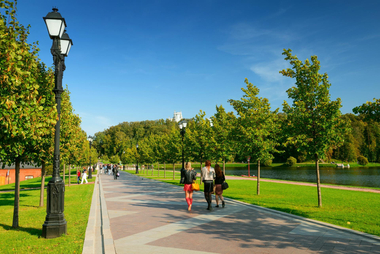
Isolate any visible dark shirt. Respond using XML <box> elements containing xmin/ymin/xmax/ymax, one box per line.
<box><xmin>215</xmin><ymin>173</ymin><xmax>225</xmax><ymax>185</ymax></box>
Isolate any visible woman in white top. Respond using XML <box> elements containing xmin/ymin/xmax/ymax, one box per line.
<box><xmin>201</xmin><ymin>160</ymin><xmax>215</xmax><ymax>210</ymax></box>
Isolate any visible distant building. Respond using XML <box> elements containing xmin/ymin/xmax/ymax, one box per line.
<box><xmin>169</xmin><ymin>111</ymin><xmax>183</xmax><ymax>122</ymax></box>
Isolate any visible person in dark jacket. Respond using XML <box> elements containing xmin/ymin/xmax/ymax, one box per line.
<box><xmin>214</xmin><ymin>164</ymin><xmax>226</xmax><ymax>208</ymax></box>
<box><xmin>113</xmin><ymin>165</ymin><xmax>118</xmax><ymax>179</ymax></box>
<box><xmin>181</xmin><ymin>162</ymin><xmax>197</xmax><ymax>211</ymax></box>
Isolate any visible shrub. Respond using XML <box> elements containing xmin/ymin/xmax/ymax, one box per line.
<box><xmin>263</xmin><ymin>160</ymin><xmax>272</xmax><ymax>167</ymax></box>
<box><xmin>297</xmin><ymin>155</ymin><xmax>306</xmax><ymax>163</ymax></box>
<box><xmin>285</xmin><ymin>156</ymin><xmax>297</xmax><ymax>166</ymax></box>
<box><xmin>357</xmin><ymin>155</ymin><xmax>369</xmax><ymax>166</ymax></box>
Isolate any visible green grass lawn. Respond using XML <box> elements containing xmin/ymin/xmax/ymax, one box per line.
<box><xmin>0</xmin><ymin>176</ymin><xmax>95</xmax><ymax>253</ymax></box>
<box><xmin>132</xmin><ymin>170</ymin><xmax>380</xmax><ymax>237</ymax></box>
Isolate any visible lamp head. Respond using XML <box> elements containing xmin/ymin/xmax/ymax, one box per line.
<box><xmin>43</xmin><ymin>8</ymin><xmax>67</xmax><ymax>39</ymax></box>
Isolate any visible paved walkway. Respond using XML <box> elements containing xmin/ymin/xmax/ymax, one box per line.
<box><xmin>83</xmin><ymin>171</ymin><xmax>380</xmax><ymax>254</ymax></box>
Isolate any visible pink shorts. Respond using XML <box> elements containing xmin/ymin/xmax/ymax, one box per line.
<box><xmin>183</xmin><ymin>184</ymin><xmax>193</xmax><ymax>192</ymax></box>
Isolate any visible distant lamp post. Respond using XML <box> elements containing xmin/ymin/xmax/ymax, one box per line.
<box><xmin>88</xmin><ymin>136</ymin><xmax>94</xmax><ymax>179</ymax></box>
<box><xmin>42</xmin><ymin>7</ymin><xmax>73</xmax><ymax>239</ymax></box>
<box><xmin>136</xmin><ymin>144</ymin><xmax>139</xmax><ymax>174</ymax></box>
<box><xmin>179</xmin><ymin>120</ymin><xmax>187</xmax><ymax>170</ymax></box>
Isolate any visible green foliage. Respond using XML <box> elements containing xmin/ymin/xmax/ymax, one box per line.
<box><xmin>101</xmin><ymin>154</ymin><xmax>109</xmax><ymax>162</ymax></box>
<box><xmin>280</xmin><ymin>49</ymin><xmax>350</xmax><ymax>160</ymax></box>
<box><xmin>353</xmin><ymin>98</ymin><xmax>380</xmax><ymax>122</ymax></box>
<box><xmin>285</xmin><ymin>156</ymin><xmax>297</xmax><ymax>166</ymax></box>
<box><xmin>263</xmin><ymin>159</ymin><xmax>272</xmax><ymax>167</ymax></box>
<box><xmin>109</xmin><ymin>154</ymin><xmax>120</xmax><ymax>164</ymax></box>
<box><xmin>185</xmin><ymin>110</ymin><xmax>213</xmax><ymax>165</ymax></box>
<box><xmin>357</xmin><ymin>155</ymin><xmax>369</xmax><ymax>165</ymax></box>
<box><xmin>228</xmin><ymin>78</ymin><xmax>281</xmax><ymax>163</ymax></box>
<box><xmin>210</xmin><ymin>105</ymin><xmax>236</xmax><ymax>167</ymax></box>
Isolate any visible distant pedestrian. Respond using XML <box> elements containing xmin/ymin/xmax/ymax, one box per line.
<box><xmin>181</xmin><ymin>162</ymin><xmax>197</xmax><ymax>211</ymax></box>
<box><xmin>81</xmin><ymin>169</ymin><xmax>88</xmax><ymax>184</ymax></box>
<box><xmin>201</xmin><ymin>160</ymin><xmax>215</xmax><ymax>210</ymax></box>
<box><xmin>214</xmin><ymin>164</ymin><xmax>226</xmax><ymax>208</ymax></box>
<box><xmin>113</xmin><ymin>165</ymin><xmax>119</xmax><ymax>180</ymax></box>
<box><xmin>77</xmin><ymin>169</ymin><xmax>81</xmax><ymax>184</ymax></box>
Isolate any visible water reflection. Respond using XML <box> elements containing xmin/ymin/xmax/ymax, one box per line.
<box><xmin>194</xmin><ymin>166</ymin><xmax>380</xmax><ymax>188</ymax></box>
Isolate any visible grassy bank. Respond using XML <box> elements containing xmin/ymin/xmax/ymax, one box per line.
<box><xmin>0</xmin><ymin>178</ymin><xmax>95</xmax><ymax>253</ymax></box>
<box><xmin>132</xmin><ymin>171</ymin><xmax>380</xmax><ymax>237</ymax></box>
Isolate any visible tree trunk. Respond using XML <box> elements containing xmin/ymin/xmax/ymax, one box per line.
<box><xmin>223</xmin><ymin>158</ymin><xmax>226</xmax><ymax>176</ymax></box>
<box><xmin>39</xmin><ymin>161</ymin><xmax>46</xmax><ymax>207</ymax></box>
<box><xmin>12</xmin><ymin>158</ymin><xmax>20</xmax><ymax>228</ymax></box>
<box><xmin>257</xmin><ymin>160</ymin><xmax>260</xmax><ymax>195</ymax></box>
<box><xmin>173</xmin><ymin>163</ymin><xmax>175</xmax><ymax>180</ymax></box>
<box><xmin>152</xmin><ymin>164</ymin><xmax>154</xmax><ymax>176</ymax></box>
<box><xmin>315</xmin><ymin>154</ymin><xmax>322</xmax><ymax>207</ymax></box>
<box><xmin>68</xmin><ymin>164</ymin><xmax>71</xmax><ymax>187</ymax></box>
<box><xmin>157</xmin><ymin>162</ymin><xmax>159</xmax><ymax>177</ymax></box>
<box><xmin>164</xmin><ymin>162</ymin><xmax>166</xmax><ymax>178</ymax></box>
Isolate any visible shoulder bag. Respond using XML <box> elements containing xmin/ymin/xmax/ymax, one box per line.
<box><xmin>191</xmin><ymin>181</ymin><xmax>200</xmax><ymax>191</ymax></box>
<box><xmin>222</xmin><ymin>181</ymin><xmax>229</xmax><ymax>190</ymax></box>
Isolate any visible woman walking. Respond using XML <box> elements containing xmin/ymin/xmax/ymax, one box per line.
<box><xmin>201</xmin><ymin>160</ymin><xmax>215</xmax><ymax>210</ymax></box>
<box><xmin>214</xmin><ymin>164</ymin><xmax>226</xmax><ymax>208</ymax></box>
<box><xmin>181</xmin><ymin>162</ymin><xmax>197</xmax><ymax>211</ymax></box>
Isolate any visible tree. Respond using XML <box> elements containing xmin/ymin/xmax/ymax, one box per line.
<box><xmin>210</xmin><ymin>105</ymin><xmax>236</xmax><ymax>175</ymax></box>
<box><xmin>0</xmin><ymin>1</ymin><xmax>58</xmax><ymax>228</ymax></box>
<box><xmin>185</xmin><ymin>111</ymin><xmax>213</xmax><ymax>182</ymax></box>
<box><xmin>280</xmin><ymin>49</ymin><xmax>349</xmax><ymax>207</ymax></box>
<box><xmin>229</xmin><ymin>78</ymin><xmax>281</xmax><ymax>195</ymax></box>
<box><xmin>166</xmin><ymin>126</ymin><xmax>181</xmax><ymax>180</ymax></box>
<box><xmin>353</xmin><ymin>98</ymin><xmax>380</xmax><ymax>162</ymax></box>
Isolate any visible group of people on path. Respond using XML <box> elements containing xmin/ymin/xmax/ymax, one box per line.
<box><xmin>101</xmin><ymin>164</ymin><xmax>120</xmax><ymax>180</ymax></box>
<box><xmin>180</xmin><ymin>160</ymin><xmax>226</xmax><ymax>211</ymax></box>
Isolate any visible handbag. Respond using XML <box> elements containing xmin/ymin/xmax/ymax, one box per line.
<box><xmin>222</xmin><ymin>181</ymin><xmax>229</xmax><ymax>190</ymax></box>
<box><xmin>191</xmin><ymin>181</ymin><xmax>200</xmax><ymax>191</ymax></box>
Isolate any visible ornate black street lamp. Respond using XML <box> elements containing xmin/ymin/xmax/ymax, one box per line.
<box><xmin>42</xmin><ymin>8</ymin><xmax>73</xmax><ymax>239</ymax></box>
<box><xmin>88</xmin><ymin>136</ymin><xmax>93</xmax><ymax>179</ymax></box>
<box><xmin>179</xmin><ymin>120</ymin><xmax>187</xmax><ymax>170</ymax></box>
<box><xmin>136</xmin><ymin>144</ymin><xmax>139</xmax><ymax>174</ymax></box>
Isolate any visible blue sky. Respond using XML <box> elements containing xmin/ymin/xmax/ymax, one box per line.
<box><xmin>9</xmin><ymin>0</ymin><xmax>380</xmax><ymax>136</ymax></box>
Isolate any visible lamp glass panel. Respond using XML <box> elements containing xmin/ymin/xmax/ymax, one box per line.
<box><xmin>60</xmin><ymin>39</ymin><xmax>69</xmax><ymax>55</ymax></box>
<box><xmin>59</xmin><ymin>22</ymin><xmax>65</xmax><ymax>38</ymax></box>
<box><xmin>66</xmin><ymin>43</ymin><xmax>72</xmax><ymax>56</ymax></box>
<box><xmin>45</xmin><ymin>19</ymin><xmax>63</xmax><ymax>37</ymax></box>
<box><xmin>183</xmin><ymin>122</ymin><xmax>187</xmax><ymax>128</ymax></box>
<box><xmin>179</xmin><ymin>123</ymin><xmax>183</xmax><ymax>129</ymax></box>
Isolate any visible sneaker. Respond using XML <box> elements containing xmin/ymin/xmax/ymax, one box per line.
<box><xmin>215</xmin><ymin>205</ymin><xmax>219</xmax><ymax>208</ymax></box>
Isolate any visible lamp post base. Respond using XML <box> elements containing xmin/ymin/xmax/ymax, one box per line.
<box><xmin>42</xmin><ymin>219</ymin><xmax>67</xmax><ymax>239</ymax></box>
<box><xmin>41</xmin><ymin>180</ymin><xmax>67</xmax><ymax>239</ymax></box>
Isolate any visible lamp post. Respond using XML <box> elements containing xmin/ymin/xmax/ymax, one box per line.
<box><xmin>136</xmin><ymin>144</ymin><xmax>139</xmax><ymax>174</ymax></box>
<box><xmin>179</xmin><ymin>120</ymin><xmax>187</xmax><ymax>170</ymax></box>
<box><xmin>42</xmin><ymin>8</ymin><xmax>73</xmax><ymax>239</ymax></box>
<box><xmin>88</xmin><ymin>136</ymin><xmax>93</xmax><ymax>179</ymax></box>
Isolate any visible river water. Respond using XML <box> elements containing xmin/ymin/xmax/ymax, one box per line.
<box><xmin>195</xmin><ymin>166</ymin><xmax>380</xmax><ymax>188</ymax></box>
